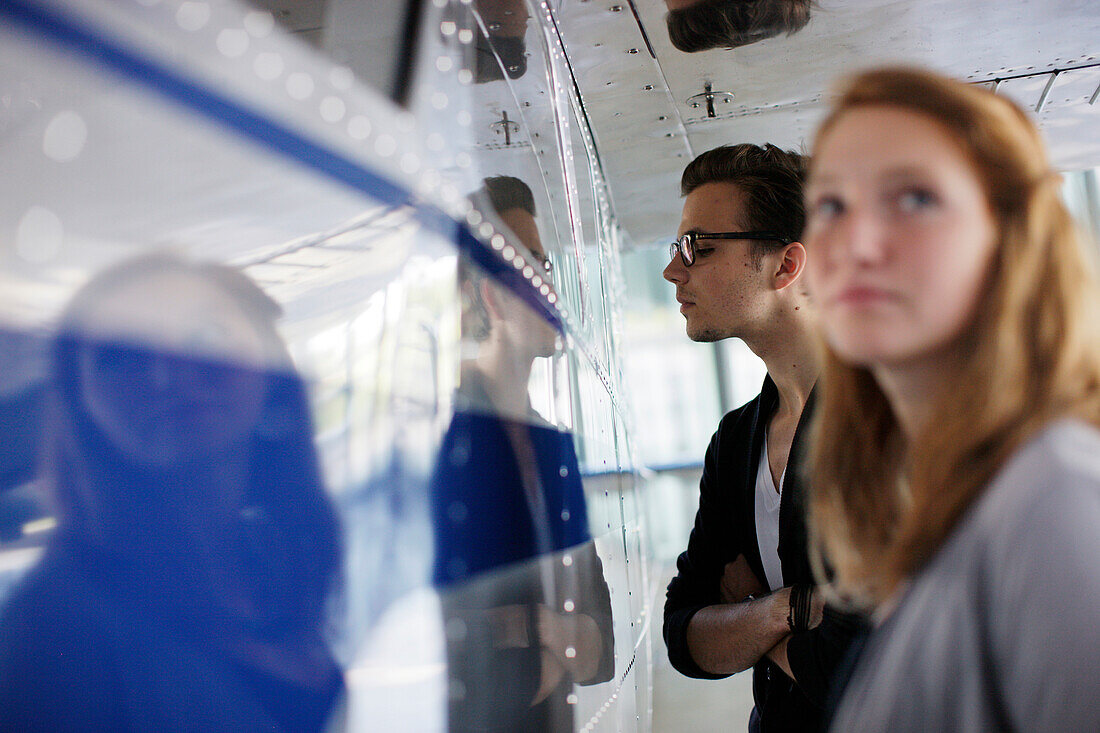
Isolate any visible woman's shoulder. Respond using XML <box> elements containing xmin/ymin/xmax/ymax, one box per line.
<box><xmin>983</xmin><ymin>418</ymin><xmax>1100</xmax><ymax>514</ymax></box>
<box><xmin>961</xmin><ymin>419</ymin><xmax>1100</xmax><ymax>583</ymax></box>
<box><xmin>1024</xmin><ymin>417</ymin><xmax>1100</xmax><ymax>464</ymax></box>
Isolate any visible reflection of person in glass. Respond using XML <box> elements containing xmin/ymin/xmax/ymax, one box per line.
<box><xmin>664</xmin><ymin>0</ymin><xmax>812</xmax><ymax>53</ymax></box>
<box><xmin>0</xmin><ymin>254</ymin><xmax>344</xmax><ymax>731</ymax></box>
<box><xmin>474</xmin><ymin>0</ymin><xmax>530</xmax><ymax>82</ymax></box>
<box><xmin>430</xmin><ymin>177</ymin><xmax>614</xmax><ymax>731</ymax></box>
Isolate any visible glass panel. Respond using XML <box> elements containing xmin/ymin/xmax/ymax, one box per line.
<box><xmin>0</xmin><ymin>1</ymin><xmax>646</xmax><ymax>731</ymax></box>
<box><xmin>1063</xmin><ymin>167</ymin><xmax>1100</xmax><ymax>269</ymax></box>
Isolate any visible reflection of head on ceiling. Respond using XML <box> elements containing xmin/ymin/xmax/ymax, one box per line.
<box><xmin>665</xmin><ymin>0</ymin><xmax>813</xmax><ymax>53</ymax></box>
<box><xmin>476</xmin><ymin>0</ymin><xmax>530</xmax><ymax>38</ymax></box>
<box><xmin>473</xmin><ymin>0</ymin><xmax>530</xmax><ymax>82</ymax></box>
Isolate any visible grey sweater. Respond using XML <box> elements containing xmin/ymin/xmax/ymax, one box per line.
<box><xmin>831</xmin><ymin>419</ymin><xmax>1100</xmax><ymax>732</ymax></box>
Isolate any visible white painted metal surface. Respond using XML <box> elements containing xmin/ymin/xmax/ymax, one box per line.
<box><xmin>552</xmin><ymin>0</ymin><xmax>1100</xmax><ymax>248</ymax></box>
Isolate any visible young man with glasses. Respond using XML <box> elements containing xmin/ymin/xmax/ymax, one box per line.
<box><xmin>662</xmin><ymin>144</ymin><xmax>865</xmax><ymax>732</ymax></box>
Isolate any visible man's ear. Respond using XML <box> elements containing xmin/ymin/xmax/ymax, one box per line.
<box><xmin>773</xmin><ymin>242</ymin><xmax>806</xmax><ymax>291</ymax></box>
<box><xmin>480</xmin><ymin>279</ymin><xmax>505</xmax><ymax>323</ymax></box>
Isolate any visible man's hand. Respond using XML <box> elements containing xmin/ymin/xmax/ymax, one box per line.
<box><xmin>719</xmin><ymin>555</ymin><xmax>767</xmax><ymax>603</ymax></box>
<box><xmin>536</xmin><ymin>604</ymin><xmax>603</xmax><ymax>684</ymax></box>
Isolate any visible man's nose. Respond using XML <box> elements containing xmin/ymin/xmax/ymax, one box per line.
<box><xmin>663</xmin><ymin>254</ymin><xmax>688</xmax><ymax>284</ymax></box>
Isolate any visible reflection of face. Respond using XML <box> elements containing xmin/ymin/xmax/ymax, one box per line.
<box><xmin>496</xmin><ymin>207</ymin><xmax>558</xmax><ymax>359</ymax></box>
<box><xmin>663</xmin><ymin>182</ymin><xmax>770</xmax><ymax>342</ymax></box>
<box><xmin>804</xmin><ymin>106</ymin><xmax>998</xmax><ymax>371</ymax></box>
<box><xmin>77</xmin><ymin>272</ymin><xmax>270</xmax><ymax>467</ymax></box>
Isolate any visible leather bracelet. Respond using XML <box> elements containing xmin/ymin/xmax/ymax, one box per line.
<box><xmin>787</xmin><ymin>584</ymin><xmax>812</xmax><ymax>633</ymax></box>
<box><xmin>804</xmin><ymin>586</ymin><xmax>813</xmax><ymax>629</ymax></box>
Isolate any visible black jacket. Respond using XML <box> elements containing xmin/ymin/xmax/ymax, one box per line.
<box><xmin>663</xmin><ymin>376</ymin><xmax>865</xmax><ymax>732</ymax></box>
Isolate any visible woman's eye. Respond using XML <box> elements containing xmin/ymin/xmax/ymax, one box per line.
<box><xmin>897</xmin><ymin>188</ymin><xmax>938</xmax><ymax>212</ymax></box>
<box><xmin>810</xmin><ymin>196</ymin><xmax>843</xmax><ymax>219</ymax></box>
<box><xmin>694</xmin><ymin>247</ymin><xmax>715</xmax><ymax>258</ymax></box>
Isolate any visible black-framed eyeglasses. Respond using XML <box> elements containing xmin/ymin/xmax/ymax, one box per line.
<box><xmin>669</xmin><ymin>231</ymin><xmax>793</xmax><ymax>267</ymax></box>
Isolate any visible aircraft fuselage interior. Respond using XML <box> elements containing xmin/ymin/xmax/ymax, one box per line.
<box><xmin>0</xmin><ymin>0</ymin><xmax>1098</xmax><ymax>730</ymax></box>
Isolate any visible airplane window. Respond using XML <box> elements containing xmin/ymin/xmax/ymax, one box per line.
<box><xmin>1062</xmin><ymin>167</ymin><xmax>1100</xmax><ymax>269</ymax></box>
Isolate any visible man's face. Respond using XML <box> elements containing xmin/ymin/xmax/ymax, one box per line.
<box><xmin>662</xmin><ymin>182</ymin><xmax>772</xmax><ymax>342</ymax></box>
<box><xmin>495</xmin><ymin>207</ymin><xmax>558</xmax><ymax>359</ymax></box>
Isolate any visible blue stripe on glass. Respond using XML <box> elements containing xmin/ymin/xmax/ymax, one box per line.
<box><xmin>0</xmin><ymin>0</ymin><xmax>564</xmax><ymax>333</ymax></box>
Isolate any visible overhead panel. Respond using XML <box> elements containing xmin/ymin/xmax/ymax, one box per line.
<box><xmin>551</xmin><ymin>1</ymin><xmax>690</xmax><ymax>247</ymax></box>
<box><xmin>1033</xmin><ymin>66</ymin><xmax>1100</xmax><ymax>170</ymax></box>
<box><xmin>554</xmin><ymin>0</ymin><xmax>1100</xmax><ymax>250</ymax></box>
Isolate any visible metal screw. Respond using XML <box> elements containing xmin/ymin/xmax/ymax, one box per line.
<box><xmin>644</xmin><ymin>84</ymin><xmax>653</xmax><ymax>90</ymax></box>
<box><xmin>628</xmin><ymin>48</ymin><xmax>638</xmax><ymax>54</ymax></box>
<box><xmin>610</xmin><ymin>4</ymin><xmax>622</xmax><ymax>10</ymax></box>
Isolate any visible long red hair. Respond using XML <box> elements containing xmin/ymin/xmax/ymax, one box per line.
<box><xmin>805</xmin><ymin>67</ymin><xmax>1100</xmax><ymax>607</ymax></box>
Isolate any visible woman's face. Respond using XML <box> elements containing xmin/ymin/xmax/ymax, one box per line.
<box><xmin>76</xmin><ymin>271</ymin><xmax>271</xmax><ymax>467</ymax></box>
<box><xmin>804</xmin><ymin>105</ymin><xmax>999</xmax><ymax>373</ymax></box>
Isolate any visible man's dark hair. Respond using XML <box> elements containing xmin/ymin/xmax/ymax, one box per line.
<box><xmin>666</xmin><ymin>0</ymin><xmax>812</xmax><ymax>53</ymax></box>
<box><xmin>482</xmin><ymin>175</ymin><xmax>536</xmax><ymax>217</ymax></box>
<box><xmin>681</xmin><ymin>143</ymin><xmax>806</xmax><ymax>267</ymax></box>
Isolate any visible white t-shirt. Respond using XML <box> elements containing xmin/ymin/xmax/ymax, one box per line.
<box><xmin>754</xmin><ymin>431</ymin><xmax>785</xmax><ymax>592</ymax></box>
